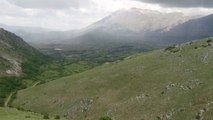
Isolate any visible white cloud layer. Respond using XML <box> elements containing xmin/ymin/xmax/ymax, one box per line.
<box><xmin>8</xmin><ymin>0</ymin><xmax>93</xmax><ymax>9</ymax></box>
<box><xmin>0</xmin><ymin>0</ymin><xmax>213</xmax><ymax>30</ymax></box>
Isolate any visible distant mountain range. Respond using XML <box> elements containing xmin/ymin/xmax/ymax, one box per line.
<box><xmin>1</xmin><ymin>8</ymin><xmax>213</xmax><ymax>50</ymax></box>
<box><xmin>0</xmin><ymin>24</ymin><xmax>81</xmax><ymax>44</ymax></box>
<box><xmin>0</xmin><ymin>23</ymin><xmax>52</xmax><ymax>33</ymax></box>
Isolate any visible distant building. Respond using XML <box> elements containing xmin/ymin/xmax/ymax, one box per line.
<box><xmin>54</xmin><ymin>48</ymin><xmax>62</xmax><ymax>51</ymax></box>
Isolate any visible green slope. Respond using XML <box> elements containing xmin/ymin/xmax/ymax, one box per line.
<box><xmin>0</xmin><ymin>107</ymin><xmax>67</xmax><ymax>120</ymax></box>
<box><xmin>0</xmin><ymin>28</ymin><xmax>48</xmax><ymax>76</ymax></box>
<box><xmin>12</xmin><ymin>38</ymin><xmax>213</xmax><ymax>120</ymax></box>
<box><xmin>0</xmin><ymin>28</ymin><xmax>98</xmax><ymax>107</ymax></box>
<box><xmin>0</xmin><ymin>28</ymin><xmax>51</xmax><ymax>106</ymax></box>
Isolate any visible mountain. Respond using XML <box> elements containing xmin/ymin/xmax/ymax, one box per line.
<box><xmin>0</xmin><ymin>28</ymin><xmax>47</xmax><ymax>76</ymax></box>
<box><xmin>88</xmin><ymin>8</ymin><xmax>191</xmax><ymax>33</ymax></box>
<box><xmin>63</xmin><ymin>8</ymin><xmax>193</xmax><ymax>45</ymax></box>
<box><xmin>160</xmin><ymin>14</ymin><xmax>213</xmax><ymax>44</ymax></box>
<box><xmin>60</xmin><ymin>9</ymin><xmax>213</xmax><ymax>50</ymax></box>
<box><xmin>12</xmin><ymin>38</ymin><xmax>213</xmax><ymax>120</ymax></box>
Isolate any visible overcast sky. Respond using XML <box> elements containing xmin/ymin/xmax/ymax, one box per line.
<box><xmin>0</xmin><ymin>0</ymin><xmax>213</xmax><ymax>31</ymax></box>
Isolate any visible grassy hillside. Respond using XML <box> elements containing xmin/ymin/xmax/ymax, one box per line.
<box><xmin>0</xmin><ymin>28</ymin><xmax>98</xmax><ymax>106</ymax></box>
<box><xmin>12</xmin><ymin>38</ymin><xmax>213</xmax><ymax>120</ymax></box>
<box><xmin>0</xmin><ymin>107</ymin><xmax>67</xmax><ymax>120</ymax></box>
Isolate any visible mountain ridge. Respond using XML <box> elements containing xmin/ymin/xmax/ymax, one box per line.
<box><xmin>165</xmin><ymin>14</ymin><xmax>213</xmax><ymax>41</ymax></box>
<box><xmin>0</xmin><ymin>28</ymin><xmax>47</xmax><ymax>76</ymax></box>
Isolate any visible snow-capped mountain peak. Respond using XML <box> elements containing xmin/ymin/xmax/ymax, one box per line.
<box><xmin>89</xmin><ymin>8</ymin><xmax>193</xmax><ymax>32</ymax></box>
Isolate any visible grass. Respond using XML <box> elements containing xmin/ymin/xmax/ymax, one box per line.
<box><xmin>0</xmin><ymin>107</ymin><xmax>67</xmax><ymax>120</ymax></box>
<box><xmin>37</xmin><ymin>60</ymin><xmax>97</xmax><ymax>82</ymax></box>
<box><xmin>0</xmin><ymin>59</ymin><xmax>96</xmax><ymax>106</ymax></box>
<box><xmin>12</xmin><ymin>38</ymin><xmax>213</xmax><ymax>120</ymax></box>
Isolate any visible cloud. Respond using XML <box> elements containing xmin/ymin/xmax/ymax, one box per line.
<box><xmin>1</xmin><ymin>0</ymin><xmax>213</xmax><ymax>31</ymax></box>
<box><xmin>135</xmin><ymin>0</ymin><xmax>213</xmax><ymax>8</ymax></box>
<box><xmin>7</xmin><ymin>0</ymin><xmax>93</xmax><ymax>9</ymax></box>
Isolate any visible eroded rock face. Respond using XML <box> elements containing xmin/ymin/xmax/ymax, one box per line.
<box><xmin>0</xmin><ymin>54</ymin><xmax>22</xmax><ymax>76</ymax></box>
<box><xmin>3</xmin><ymin>56</ymin><xmax>22</xmax><ymax>76</ymax></box>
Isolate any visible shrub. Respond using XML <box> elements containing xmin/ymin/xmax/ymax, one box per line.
<box><xmin>195</xmin><ymin>112</ymin><xmax>202</xmax><ymax>120</ymax></box>
<box><xmin>55</xmin><ymin>115</ymin><xmax>60</xmax><ymax>119</ymax></box>
<box><xmin>43</xmin><ymin>114</ymin><xmax>49</xmax><ymax>119</ymax></box>
<box><xmin>207</xmin><ymin>38</ymin><xmax>212</xmax><ymax>43</ymax></box>
<box><xmin>156</xmin><ymin>116</ymin><xmax>162</xmax><ymax>120</ymax></box>
<box><xmin>99</xmin><ymin>116</ymin><xmax>112</xmax><ymax>120</ymax></box>
<box><xmin>165</xmin><ymin>45</ymin><xmax>176</xmax><ymax>51</ymax></box>
<box><xmin>195</xmin><ymin>114</ymin><xmax>201</xmax><ymax>119</ymax></box>
<box><xmin>25</xmin><ymin>116</ymin><xmax>31</xmax><ymax>118</ymax></box>
<box><xmin>165</xmin><ymin>45</ymin><xmax>179</xmax><ymax>53</ymax></box>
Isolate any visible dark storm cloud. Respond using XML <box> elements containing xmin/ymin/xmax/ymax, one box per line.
<box><xmin>135</xmin><ymin>0</ymin><xmax>213</xmax><ymax>8</ymax></box>
<box><xmin>7</xmin><ymin>0</ymin><xmax>93</xmax><ymax>9</ymax></box>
